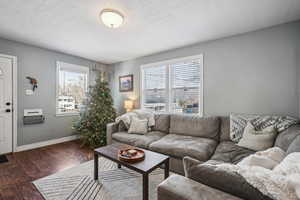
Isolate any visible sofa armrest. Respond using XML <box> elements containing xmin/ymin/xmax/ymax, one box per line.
<box><xmin>183</xmin><ymin>157</ymin><xmax>226</xmax><ymax>176</ymax></box>
<box><xmin>185</xmin><ymin>163</ymin><xmax>273</xmax><ymax>200</ymax></box>
<box><xmin>106</xmin><ymin>122</ymin><xmax>119</xmax><ymax>145</ymax></box>
<box><xmin>183</xmin><ymin>156</ymin><xmax>203</xmax><ymax>176</ymax></box>
<box><xmin>157</xmin><ymin>174</ymin><xmax>241</xmax><ymax>200</ymax></box>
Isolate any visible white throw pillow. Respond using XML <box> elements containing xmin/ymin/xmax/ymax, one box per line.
<box><xmin>256</xmin><ymin>146</ymin><xmax>286</xmax><ymax>163</ymax></box>
<box><xmin>238</xmin><ymin>147</ymin><xmax>285</xmax><ymax>169</ymax></box>
<box><xmin>237</xmin><ymin>122</ymin><xmax>277</xmax><ymax>151</ymax></box>
<box><xmin>238</xmin><ymin>154</ymin><xmax>278</xmax><ymax>169</ymax></box>
<box><xmin>128</xmin><ymin>117</ymin><xmax>148</xmax><ymax>134</ymax></box>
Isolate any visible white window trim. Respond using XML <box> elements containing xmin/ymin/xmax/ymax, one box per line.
<box><xmin>56</xmin><ymin>61</ymin><xmax>89</xmax><ymax>116</ymax></box>
<box><xmin>140</xmin><ymin>54</ymin><xmax>204</xmax><ymax>116</ymax></box>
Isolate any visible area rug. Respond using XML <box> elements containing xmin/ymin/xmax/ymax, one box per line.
<box><xmin>33</xmin><ymin>157</ymin><xmax>167</xmax><ymax>200</ymax></box>
<box><xmin>0</xmin><ymin>155</ymin><xmax>8</xmax><ymax>164</ymax></box>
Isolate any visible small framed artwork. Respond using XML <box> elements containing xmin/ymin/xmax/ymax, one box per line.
<box><xmin>119</xmin><ymin>74</ymin><xmax>133</xmax><ymax>92</ymax></box>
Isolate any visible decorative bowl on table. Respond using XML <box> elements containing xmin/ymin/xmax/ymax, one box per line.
<box><xmin>118</xmin><ymin>148</ymin><xmax>145</xmax><ymax>163</ymax></box>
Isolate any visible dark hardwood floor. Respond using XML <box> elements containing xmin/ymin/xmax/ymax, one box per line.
<box><xmin>0</xmin><ymin>140</ymin><xmax>93</xmax><ymax>200</ymax></box>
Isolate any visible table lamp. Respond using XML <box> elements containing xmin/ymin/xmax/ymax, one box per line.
<box><xmin>124</xmin><ymin>100</ymin><xmax>134</xmax><ymax>112</ymax></box>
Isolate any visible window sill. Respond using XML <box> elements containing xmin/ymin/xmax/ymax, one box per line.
<box><xmin>56</xmin><ymin>112</ymin><xmax>80</xmax><ymax>117</ymax></box>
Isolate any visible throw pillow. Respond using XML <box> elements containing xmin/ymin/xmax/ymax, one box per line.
<box><xmin>286</xmin><ymin>135</ymin><xmax>300</xmax><ymax>155</ymax></box>
<box><xmin>238</xmin><ymin>147</ymin><xmax>285</xmax><ymax>169</ymax></box>
<box><xmin>237</xmin><ymin>122</ymin><xmax>277</xmax><ymax>151</ymax></box>
<box><xmin>128</xmin><ymin>117</ymin><xmax>148</xmax><ymax>134</ymax></box>
<box><xmin>118</xmin><ymin>120</ymin><xmax>128</xmax><ymax>132</ymax></box>
<box><xmin>238</xmin><ymin>155</ymin><xmax>278</xmax><ymax>170</ymax></box>
<box><xmin>230</xmin><ymin>113</ymin><xmax>299</xmax><ymax>143</ymax></box>
<box><xmin>255</xmin><ymin>146</ymin><xmax>286</xmax><ymax>163</ymax></box>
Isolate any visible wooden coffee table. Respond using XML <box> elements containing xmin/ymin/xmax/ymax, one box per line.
<box><xmin>94</xmin><ymin>143</ymin><xmax>170</xmax><ymax>200</ymax></box>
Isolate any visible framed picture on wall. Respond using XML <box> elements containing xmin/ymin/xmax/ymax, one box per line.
<box><xmin>119</xmin><ymin>74</ymin><xmax>133</xmax><ymax>92</ymax></box>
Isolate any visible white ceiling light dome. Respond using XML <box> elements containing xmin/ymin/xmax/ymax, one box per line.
<box><xmin>100</xmin><ymin>9</ymin><xmax>124</xmax><ymax>28</ymax></box>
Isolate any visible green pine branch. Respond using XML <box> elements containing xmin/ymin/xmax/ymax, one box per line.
<box><xmin>73</xmin><ymin>74</ymin><xmax>116</xmax><ymax>148</ymax></box>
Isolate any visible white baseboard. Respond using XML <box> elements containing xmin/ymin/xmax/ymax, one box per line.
<box><xmin>16</xmin><ymin>135</ymin><xmax>79</xmax><ymax>152</ymax></box>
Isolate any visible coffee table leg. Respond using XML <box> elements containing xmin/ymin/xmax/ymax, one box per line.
<box><xmin>94</xmin><ymin>153</ymin><xmax>99</xmax><ymax>180</ymax></box>
<box><xmin>143</xmin><ymin>174</ymin><xmax>149</xmax><ymax>200</ymax></box>
<box><xmin>164</xmin><ymin>159</ymin><xmax>169</xmax><ymax>179</ymax></box>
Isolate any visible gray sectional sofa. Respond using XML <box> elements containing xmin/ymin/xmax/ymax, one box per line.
<box><xmin>106</xmin><ymin>113</ymin><xmax>300</xmax><ymax>200</ymax></box>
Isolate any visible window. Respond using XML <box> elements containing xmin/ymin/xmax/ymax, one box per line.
<box><xmin>141</xmin><ymin>55</ymin><xmax>203</xmax><ymax>115</ymax></box>
<box><xmin>56</xmin><ymin>61</ymin><xmax>89</xmax><ymax>115</ymax></box>
<box><xmin>143</xmin><ymin>65</ymin><xmax>167</xmax><ymax>112</ymax></box>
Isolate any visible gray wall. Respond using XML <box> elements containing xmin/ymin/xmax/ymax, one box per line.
<box><xmin>0</xmin><ymin>38</ymin><xmax>110</xmax><ymax>146</ymax></box>
<box><xmin>112</xmin><ymin>21</ymin><xmax>300</xmax><ymax>117</ymax></box>
<box><xmin>297</xmin><ymin>33</ymin><xmax>300</xmax><ymax>117</ymax></box>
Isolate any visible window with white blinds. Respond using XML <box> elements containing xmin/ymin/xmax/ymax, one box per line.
<box><xmin>142</xmin><ymin>65</ymin><xmax>167</xmax><ymax>112</ymax></box>
<box><xmin>141</xmin><ymin>55</ymin><xmax>203</xmax><ymax>115</ymax></box>
<box><xmin>56</xmin><ymin>61</ymin><xmax>89</xmax><ymax>115</ymax></box>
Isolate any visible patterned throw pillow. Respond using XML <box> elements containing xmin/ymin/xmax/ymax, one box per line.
<box><xmin>118</xmin><ymin>120</ymin><xmax>128</xmax><ymax>132</ymax></box>
<box><xmin>230</xmin><ymin>113</ymin><xmax>299</xmax><ymax>143</ymax></box>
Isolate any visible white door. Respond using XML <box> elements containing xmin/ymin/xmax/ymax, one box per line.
<box><xmin>0</xmin><ymin>56</ymin><xmax>13</xmax><ymax>155</ymax></box>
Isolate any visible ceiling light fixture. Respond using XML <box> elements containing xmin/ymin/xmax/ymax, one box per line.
<box><xmin>100</xmin><ymin>9</ymin><xmax>124</xmax><ymax>28</ymax></box>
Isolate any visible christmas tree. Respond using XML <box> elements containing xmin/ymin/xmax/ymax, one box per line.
<box><xmin>73</xmin><ymin>74</ymin><xmax>116</xmax><ymax>148</ymax></box>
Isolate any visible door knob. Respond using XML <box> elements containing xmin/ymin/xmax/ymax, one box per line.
<box><xmin>6</xmin><ymin>102</ymin><xmax>11</xmax><ymax>106</ymax></box>
<box><xmin>5</xmin><ymin>109</ymin><xmax>11</xmax><ymax>113</ymax></box>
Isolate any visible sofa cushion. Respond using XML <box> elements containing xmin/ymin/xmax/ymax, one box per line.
<box><xmin>152</xmin><ymin>113</ymin><xmax>170</xmax><ymax>133</ymax></box>
<box><xmin>220</xmin><ymin>116</ymin><xmax>230</xmax><ymax>141</ymax></box>
<box><xmin>274</xmin><ymin>124</ymin><xmax>300</xmax><ymax>151</ymax></box>
<box><xmin>286</xmin><ymin>135</ymin><xmax>300</xmax><ymax>154</ymax></box>
<box><xmin>211</xmin><ymin>141</ymin><xmax>255</xmax><ymax>164</ymax></box>
<box><xmin>183</xmin><ymin>156</ymin><xmax>203</xmax><ymax>176</ymax></box>
<box><xmin>169</xmin><ymin>157</ymin><xmax>185</xmax><ymax>175</ymax></box>
<box><xmin>149</xmin><ymin>134</ymin><xmax>217</xmax><ymax>161</ymax></box>
<box><xmin>169</xmin><ymin>114</ymin><xmax>220</xmax><ymax>140</ymax></box>
<box><xmin>183</xmin><ymin>156</ymin><xmax>226</xmax><ymax>176</ymax></box>
<box><xmin>184</xmin><ymin>163</ymin><xmax>273</xmax><ymax>200</ymax></box>
<box><xmin>157</xmin><ymin>174</ymin><xmax>242</xmax><ymax>200</ymax></box>
<box><xmin>112</xmin><ymin>131</ymin><xmax>166</xmax><ymax>149</ymax></box>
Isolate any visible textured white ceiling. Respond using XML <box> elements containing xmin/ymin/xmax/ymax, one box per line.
<box><xmin>0</xmin><ymin>0</ymin><xmax>300</xmax><ymax>64</ymax></box>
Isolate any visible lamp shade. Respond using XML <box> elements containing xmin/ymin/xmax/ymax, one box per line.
<box><xmin>124</xmin><ymin>100</ymin><xmax>134</xmax><ymax>110</ymax></box>
<box><xmin>100</xmin><ymin>9</ymin><xmax>124</xmax><ymax>28</ymax></box>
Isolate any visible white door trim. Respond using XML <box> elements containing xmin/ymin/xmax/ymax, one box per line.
<box><xmin>0</xmin><ymin>54</ymin><xmax>18</xmax><ymax>153</ymax></box>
